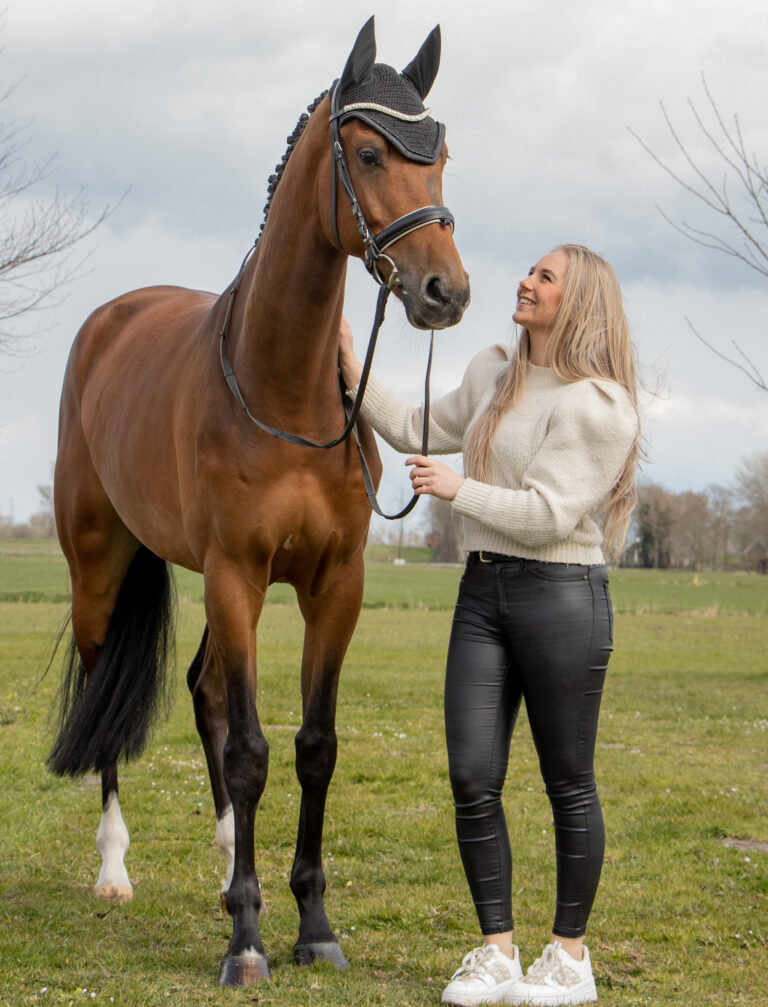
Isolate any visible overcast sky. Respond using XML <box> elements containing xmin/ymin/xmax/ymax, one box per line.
<box><xmin>1</xmin><ymin>0</ymin><xmax>767</xmax><ymax>525</ymax></box>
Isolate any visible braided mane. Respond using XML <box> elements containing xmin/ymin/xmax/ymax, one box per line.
<box><xmin>259</xmin><ymin>90</ymin><xmax>330</xmax><ymax>236</ymax></box>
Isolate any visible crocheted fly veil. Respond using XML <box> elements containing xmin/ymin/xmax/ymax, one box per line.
<box><xmin>332</xmin><ymin>17</ymin><xmax>445</xmax><ymax>165</ymax></box>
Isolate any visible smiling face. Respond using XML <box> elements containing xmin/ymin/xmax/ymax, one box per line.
<box><xmin>512</xmin><ymin>250</ymin><xmax>570</xmax><ymax>348</ymax></box>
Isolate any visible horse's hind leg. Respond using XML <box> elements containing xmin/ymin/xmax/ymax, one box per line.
<box><xmin>290</xmin><ymin>565</ymin><xmax>365</xmax><ymax>969</ymax></box>
<box><xmin>95</xmin><ymin>763</ymin><xmax>133</xmax><ymax>901</ymax></box>
<box><xmin>55</xmin><ymin>534</ymin><xmax>174</xmax><ymax>900</ymax></box>
<box><xmin>53</xmin><ymin>496</ymin><xmax>138</xmax><ymax>895</ymax></box>
<box><xmin>56</xmin><ymin>541</ymin><xmax>138</xmax><ymax>901</ymax></box>
<box><xmin>52</xmin><ymin>453</ymin><xmax>174</xmax><ymax>899</ymax></box>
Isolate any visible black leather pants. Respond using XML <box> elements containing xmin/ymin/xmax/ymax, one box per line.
<box><xmin>444</xmin><ymin>553</ymin><xmax>613</xmax><ymax>938</ymax></box>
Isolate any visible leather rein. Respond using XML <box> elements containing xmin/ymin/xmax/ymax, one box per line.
<box><xmin>219</xmin><ymin>82</ymin><xmax>455</xmax><ymax>520</ymax></box>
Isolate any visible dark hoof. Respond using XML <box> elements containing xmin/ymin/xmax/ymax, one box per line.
<box><xmin>218</xmin><ymin>950</ymin><xmax>272</xmax><ymax>986</ymax></box>
<box><xmin>293</xmin><ymin>940</ymin><xmax>349</xmax><ymax>969</ymax></box>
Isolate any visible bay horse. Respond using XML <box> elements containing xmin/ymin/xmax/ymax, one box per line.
<box><xmin>49</xmin><ymin>17</ymin><xmax>469</xmax><ymax>986</ymax></box>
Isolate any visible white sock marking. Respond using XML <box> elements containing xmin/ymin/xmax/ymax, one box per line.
<box><xmin>216</xmin><ymin>805</ymin><xmax>235</xmax><ymax>892</ymax></box>
<box><xmin>94</xmin><ymin>792</ymin><xmax>132</xmax><ymax>897</ymax></box>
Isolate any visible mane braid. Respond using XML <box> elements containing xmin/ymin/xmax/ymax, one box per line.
<box><xmin>259</xmin><ymin>90</ymin><xmax>329</xmax><ymax>236</ymax></box>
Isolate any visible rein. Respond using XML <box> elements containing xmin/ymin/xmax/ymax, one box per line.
<box><xmin>219</xmin><ymin>85</ymin><xmax>454</xmax><ymax>520</ymax></box>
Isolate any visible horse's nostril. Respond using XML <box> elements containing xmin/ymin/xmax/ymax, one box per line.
<box><xmin>424</xmin><ymin>275</ymin><xmax>446</xmax><ymax>305</ymax></box>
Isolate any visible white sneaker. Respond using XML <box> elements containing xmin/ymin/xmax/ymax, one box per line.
<box><xmin>504</xmin><ymin>942</ymin><xmax>597</xmax><ymax>1005</ymax></box>
<box><xmin>441</xmin><ymin>943</ymin><xmax>523</xmax><ymax>1006</ymax></box>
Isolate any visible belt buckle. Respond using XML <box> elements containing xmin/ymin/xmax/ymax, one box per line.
<box><xmin>478</xmin><ymin>550</ymin><xmax>494</xmax><ymax>563</ymax></box>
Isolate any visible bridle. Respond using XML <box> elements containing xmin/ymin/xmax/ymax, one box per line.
<box><xmin>328</xmin><ymin>80</ymin><xmax>454</xmax><ymax>288</ymax></box>
<box><xmin>219</xmin><ymin>83</ymin><xmax>456</xmax><ymax>519</ymax></box>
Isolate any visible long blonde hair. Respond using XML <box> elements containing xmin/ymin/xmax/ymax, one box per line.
<box><xmin>464</xmin><ymin>244</ymin><xmax>640</xmax><ymax>557</ymax></box>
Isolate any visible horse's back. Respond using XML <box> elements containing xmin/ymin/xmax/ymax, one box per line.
<box><xmin>65</xmin><ymin>285</ymin><xmax>218</xmax><ymax>389</ymax></box>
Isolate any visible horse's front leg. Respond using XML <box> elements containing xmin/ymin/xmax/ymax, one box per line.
<box><xmin>186</xmin><ymin>626</ymin><xmax>239</xmax><ymax>905</ymax></box>
<box><xmin>205</xmin><ymin>567</ymin><xmax>271</xmax><ymax>987</ymax></box>
<box><xmin>291</xmin><ymin>564</ymin><xmax>364</xmax><ymax>969</ymax></box>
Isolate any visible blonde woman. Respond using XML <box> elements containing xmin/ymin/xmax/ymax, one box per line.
<box><xmin>339</xmin><ymin>244</ymin><xmax>639</xmax><ymax>1007</ymax></box>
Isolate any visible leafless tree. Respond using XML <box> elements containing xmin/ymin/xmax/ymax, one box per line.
<box><xmin>734</xmin><ymin>450</ymin><xmax>768</xmax><ymax>545</ymax></box>
<box><xmin>629</xmin><ymin>76</ymin><xmax>767</xmax><ymax>390</ymax></box>
<box><xmin>0</xmin><ymin>81</ymin><xmax>114</xmax><ymax>355</ymax></box>
<box><xmin>669</xmin><ymin>490</ymin><xmax>712</xmax><ymax>570</ymax></box>
<box><xmin>425</xmin><ymin>496</ymin><xmax>464</xmax><ymax>562</ymax></box>
<box><xmin>705</xmin><ymin>483</ymin><xmax>736</xmax><ymax>570</ymax></box>
<box><xmin>633</xmin><ymin>482</ymin><xmax>674</xmax><ymax>568</ymax></box>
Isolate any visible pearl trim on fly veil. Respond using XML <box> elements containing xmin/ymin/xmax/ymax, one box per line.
<box><xmin>337</xmin><ymin>100</ymin><xmax>432</xmax><ymax>122</ymax></box>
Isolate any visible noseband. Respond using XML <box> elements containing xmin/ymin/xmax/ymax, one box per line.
<box><xmin>220</xmin><ymin>86</ymin><xmax>456</xmax><ymax>519</ymax></box>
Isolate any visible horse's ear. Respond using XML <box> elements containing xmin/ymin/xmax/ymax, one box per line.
<box><xmin>401</xmin><ymin>25</ymin><xmax>441</xmax><ymax>99</ymax></box>
<box><xmin>339</xmin><ymin>16</ymin><xmax>377</xmax><ymax>93</ymax></box>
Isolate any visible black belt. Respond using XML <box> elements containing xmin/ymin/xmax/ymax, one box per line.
<box><xmin>468</xmin><ymin>550</ymin><xmax>522</xmax><ymax>564</ymax></box>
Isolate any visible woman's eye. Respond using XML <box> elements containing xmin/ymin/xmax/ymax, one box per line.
<box><xmin>359</xmin><ymin>149</ymin><xmax>379</xmax><ymax>166</ymax></box>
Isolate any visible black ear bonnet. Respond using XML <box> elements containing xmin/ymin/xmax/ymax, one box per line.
<box><xmin>331</xmin><ymin>19</ymin><xmax>446</xmax><ymax>165</ymax></box>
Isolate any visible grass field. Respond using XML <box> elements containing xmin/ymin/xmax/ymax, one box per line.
<box><xmin>0</xmin><ymin>541</ymin><xmax>766</xmax><ymax>1006</ymax></box>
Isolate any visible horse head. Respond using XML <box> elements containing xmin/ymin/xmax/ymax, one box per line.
<box><xmin>325</xmin><ymin>17</ymin><xmax>470</xmax><ymax>330</ymax></box>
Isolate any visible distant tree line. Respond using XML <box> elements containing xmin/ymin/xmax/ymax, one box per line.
<box><xmin>418</xmin><ymin>450</ymin><xmax>768</xmax><ymax>572</ymax></box>
<box><xmin>626</xmin><ymin>451</ymin><xmax>768</xmax><ymax>572</ymax></box>
<box><xmin>6</xmin><ymin>451</ymin><xmax>768</xmax><ymax>573</ymax></box>
<box><xmin>0</xmin><ymin>484</ymin><xmax>55</xmax><ymax>539</ymax></box>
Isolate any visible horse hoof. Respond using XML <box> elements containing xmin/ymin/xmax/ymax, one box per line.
<box><xmin>93</xmin><ymin>883</ymin><xmax>133</xmax><ymax>902</ymax></box>
<box><xmin>218</xmin><ymin>950</ymin><xmax>271</xmax><ymax>986</ymax></box>
<box><xmin>293</xmin><ymin>941</ymin><xmax>349</xmax><ymax>970</ymax></box>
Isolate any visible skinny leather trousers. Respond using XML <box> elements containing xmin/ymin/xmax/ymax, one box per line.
<box><xmin>444</xmin><ymin>553</ymin><xmax>613</xmax><ymax>938</ymax></box>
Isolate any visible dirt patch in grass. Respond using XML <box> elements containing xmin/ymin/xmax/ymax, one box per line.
<box><xmin>721</xmin><ymin>837</ymin><xmax>768</xmax><ymax>854</ymax></box>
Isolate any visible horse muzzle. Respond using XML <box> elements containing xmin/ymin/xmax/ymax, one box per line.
<box><xmin>397</xmin><ymin>267</ymin><xmax>471</xmax><ymax>330</ymax></box>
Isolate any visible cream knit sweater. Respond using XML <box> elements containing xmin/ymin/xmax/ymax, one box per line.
<box><xmin>354</xmin><ymin>343</ymin><xmax>639</xmax><ymax>565</ymax></box>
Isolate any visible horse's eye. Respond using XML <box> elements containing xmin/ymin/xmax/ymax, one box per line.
<box><xmin>359</xmin><ymin>149</ymin><xmax>379</xmax><ymax>166</ymax></box>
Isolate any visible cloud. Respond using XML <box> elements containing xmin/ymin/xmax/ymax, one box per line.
<box><xmin>2</xmin><ymin>0</ymin><xmax>768</xmax><ymax>521</ymax></box>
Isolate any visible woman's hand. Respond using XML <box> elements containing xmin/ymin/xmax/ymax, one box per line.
<box><xmin>406</xmin><ymin>455</ymin><xmax>464</xmax><ymax>501</ymax></box>
<box><xmin>338</xmin><ymin>314</ymin><xmax>363</xmax><ymax>389</ymax></box>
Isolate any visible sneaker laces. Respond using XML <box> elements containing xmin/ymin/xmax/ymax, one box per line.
<box><xmin>522</xmin><ymin>942</ymin><xmax>580</xmax><ymax>986</ymax></box>
<box><xmin>451</xmin><ymin>944</ymin><xmax>498</xmax><ymax>980</ymax></box>
<box><xmin>523</xmin><ymin>942</ymin><xmax>559</xmax><ymax>982</ymax></box>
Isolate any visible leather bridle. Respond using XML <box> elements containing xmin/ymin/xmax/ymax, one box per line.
<box><xmin>219</xmin><ymin>84</ymin><xmax>456</xmax><ymax>519</ymax></box>
<box><xmin>328</xmin><ymin>79</ymin><xmax>455</xmax><ymax>289</ymax></box>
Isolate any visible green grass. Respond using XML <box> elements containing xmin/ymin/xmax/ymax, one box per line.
<box><xmin>3</xmin><ymin>539</ymin><xmax>768</xmax><ymax>615</ymax></box>
<box><xmin>0</xmin><ymin>551</ymin><xmax>766</xmax><ymax>1005</ymax></box>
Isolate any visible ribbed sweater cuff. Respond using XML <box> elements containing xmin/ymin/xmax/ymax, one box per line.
<box><xmin>452</xmin><ymin>477</ymin><xmax>489</xmax><ymax>519</ymax></box>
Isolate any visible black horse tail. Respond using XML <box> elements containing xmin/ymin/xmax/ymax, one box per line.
<box><xmin>48</xmin><ymin>547</ymin><xmax>176</xmax><ymax>777</ymax></box>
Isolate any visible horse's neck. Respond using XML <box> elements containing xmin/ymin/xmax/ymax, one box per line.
<box><xmin>252</xmin><ymin>229</ymin><xmax>345</xmax><ymax>366</ymax></box>
<box><xmin>227</xmin><ymin>110</ymin><xmax>347</xmax><ymax>414</ymax></box>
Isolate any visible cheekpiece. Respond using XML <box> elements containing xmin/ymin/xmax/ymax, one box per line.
<box><xmin>333</xmin><ymin>64</ymin><xmax>445</xmax><ymax>165</ymax></box>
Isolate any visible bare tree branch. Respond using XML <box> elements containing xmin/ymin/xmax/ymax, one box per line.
<box><xmin>632</xmin><ymin>76</ymin><xmax>768</xmax><ymax>390</ymax></box>
<box><xmin>0</xmin><ymin>53</ymin><xmax>117</xmax><ymax>354</ymax></box>
<box><xmin>685</xmin><ymin>317</ymin><xmax>767</xmax><ymax>391</ymax></box>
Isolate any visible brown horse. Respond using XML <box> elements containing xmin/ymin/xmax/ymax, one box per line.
<box><xmin>48</xmin><ymin>17</ymin><xmax>469</xmax><ymax>987</ymax></box>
